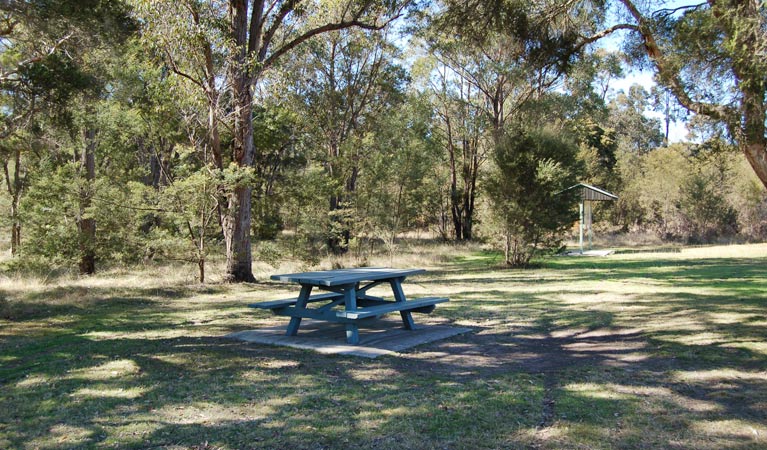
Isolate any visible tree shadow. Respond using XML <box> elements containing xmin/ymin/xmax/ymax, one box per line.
<box><xmin>2</xmin><ymin>252</ymin><xmax>766</xmax><ymax>448</ymax></box>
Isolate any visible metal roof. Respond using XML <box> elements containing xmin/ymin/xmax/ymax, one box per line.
<box><xmin>563</xmin><ymin>183</ymin><xmax>618</xmax><ymax>201</ymax></box>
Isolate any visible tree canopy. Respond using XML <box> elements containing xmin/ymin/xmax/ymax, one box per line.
<box><xmin>1</xmin><ymin>0</ymin><xmax>765</xmax><ymax>278</ymax></box>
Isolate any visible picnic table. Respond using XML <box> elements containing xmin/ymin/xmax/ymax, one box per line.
<box><xmin>249</xmin><ymin>268</ymin><xmax>448</xmax><ymax>345</ymax></box>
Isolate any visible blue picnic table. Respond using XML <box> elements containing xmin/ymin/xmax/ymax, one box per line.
<box><xmin>249</xmin><ymin>268</ymin><xmax>448</xmax><ymax>345</ymax></box>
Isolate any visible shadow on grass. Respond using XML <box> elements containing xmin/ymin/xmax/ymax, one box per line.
<box><xmin>1</xmin><ymin>251</ymin><xmax>765</xmax><ymax>449</ymax></box>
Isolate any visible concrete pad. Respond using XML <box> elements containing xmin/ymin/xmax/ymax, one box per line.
<box><xmin>560</xmin><ymin>249</ymin><xmax>615</xmax><ymax>257</ymax></box>
<box><xmin>227</xmin><ymin>319</ymin><xmax>472</xmax><ymax>358</ymax></box>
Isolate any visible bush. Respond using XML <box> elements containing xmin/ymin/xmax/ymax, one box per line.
<box><xmin>613</xmin><ymin>141</ymin><xmax>767</xmax><ymax>243</ymax></box>
<box><xmin>485</xmin><ymin>127</ymin><xmax>580</xmax><ymax>266</ymax></box>
<box><xmin>678</xmin><ymin>174</ymin><xmax>738</xmax><ymax>243</ymax></box>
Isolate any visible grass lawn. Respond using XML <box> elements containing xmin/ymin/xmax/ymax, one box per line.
<box><xmin>1</xmin><ymin>243</ymin><xmax>766</xmax><ymax>449</ymax></box>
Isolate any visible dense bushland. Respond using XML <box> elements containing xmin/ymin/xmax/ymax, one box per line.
<box><xmin>1</xmin><ymin>0</ymin><xmax>765</xmax><ymax>277</ymax></box>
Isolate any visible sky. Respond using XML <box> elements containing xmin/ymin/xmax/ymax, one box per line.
<box><xmin>598</xmin><ymin>0</ymin><xmax>696</xmax><ymax>144</ymax></box>
<box><xmin>609</xmin><ymin>70</ymin><xmax>690</xmax><ymax>143</ymax></box>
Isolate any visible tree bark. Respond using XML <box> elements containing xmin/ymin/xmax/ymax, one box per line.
<box><xmin>10</xmin><ymin>199</ymin><xmax>20</xmax><ymax>255</ymax></box>
<box><xmin>741</xmin><ymin>91</ymin><xmax>767</xmax><ymax>188</ymax></box>
<box><xmin>78</xmin><ymin>127</ymin><xmax>97</xmax><ymax>275</ymax></box>
<box><xmin>223</xmin><ymin>0</ymin><xmax>255</xmax><ymax>283</ymax></box>
<box><xmin>3</xmin><ymin>148</ymin><xmax>23</xmax><ymax>256</ymax></box>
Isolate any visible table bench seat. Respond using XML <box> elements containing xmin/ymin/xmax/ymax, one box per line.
<box><xmin>248</xmin><ymin>292</ymin><xmax>342</xmax><ymax>310</ymax></box>
<box><xmin>335</xmin><ymin>297</ymin><xmax>448</xmax><ymax>320</ymax></box>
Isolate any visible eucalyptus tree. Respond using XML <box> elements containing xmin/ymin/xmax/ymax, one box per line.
<box><xmin>1</xmin><ymin>132</ymin><xmax>28</xmax><ymax>255</ymax></box>
<box><xmin>285</xmin><ymin>26</ymin><xmax>407</xmax><ymax>253</ymax></box>
<box><xmin>608</xmin><ymin>0</ymin><xmax>767</xmax><ymax>189</ymax></box>
<box><xmin>418</xmin><ymin>53</ymin><xmax>487</xmax><ymax>241</ymax></box>
<box><xmin>354</xmin><ymin>92</ymin><xmax>442</xmax><ymax>256</ymax></box>
<box><xmin>136</xmin><ymin>0</ymin><xmax>409</xmax><ymax>281</ymax></box>
<box><xmin>607</xmin><ymin>84</ymin><xmax>664</xmax><ymax>154</ymax></box>
<box><xmin>417</xmin><ymin>0</ymin><xmax>592</xmax><ymax>241</ymax></box>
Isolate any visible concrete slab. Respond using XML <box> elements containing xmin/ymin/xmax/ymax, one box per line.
<box><xmin>227</xmin><ymin>319</ymin><xmax>472</xmax><ymax>358</ymax></box>
<box><xmin>560</xmin><ymin>249</ymin><xmax>615</xmax><ymax>257</ymax></box>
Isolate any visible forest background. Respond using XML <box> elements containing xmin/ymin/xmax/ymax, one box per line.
<box><xmin>1</xmin><ymin>0</ymin><xmax>766</xmax><ymax>282</ymax></box>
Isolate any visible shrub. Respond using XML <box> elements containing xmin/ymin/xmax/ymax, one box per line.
<box><xmin>485</xmin><ymin>127</ymin><xmax>580</xmax><ymax>266</ymax></box>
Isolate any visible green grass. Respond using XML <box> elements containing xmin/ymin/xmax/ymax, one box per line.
<box><xmin>1</xmin><ymin>243</ymin><xmax>766</xmax><ymax>449</ymax></box>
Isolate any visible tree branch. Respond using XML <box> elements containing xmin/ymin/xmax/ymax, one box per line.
<box><xmin>163</xmin><ymin>46</ymin><xmax>204</xmax><ymax>89</ymax></box>
<box><xmin>0</xmin><ymin>32</ymin><xmax>73</xmax><ymax>83</ymax></box>
<box><xmin>652</xmin><ymin>2</ymin><xmax>707</xmax><ymax>18</ymax></box>
<box><xmin>0</xmin><ymin>18</ymin><xmax>18</xmax><ymax>37</ymax></box>
<box><xmin>258</xmin><ymin>0</ymin><xmax>298</xmax><ymax>61</ymax></box>
<box><xmin>618</xmin><ymin>0</ymin><xmax>737</xmax><ymax>122</ymax></box>
<box><xmin>573</xmin><ymin>23</ymin><xmax>639</xmax><ymax>53</ymax></box>
<box><xmin>247</xmin><ymin>0</ymin><xmax>265</xmax><ymax>55</ymax></box>
<box><xmin>260</xmin><ymin>3</ymin><xmax>402</xmax><ymax>72</ymax></box>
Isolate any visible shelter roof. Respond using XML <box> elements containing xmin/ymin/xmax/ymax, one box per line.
<box><xmin>563</xmin><ymin>183</ymin><xmax>618</xmax><ymax>201</ymax></box>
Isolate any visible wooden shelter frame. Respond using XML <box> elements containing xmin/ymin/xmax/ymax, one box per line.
<box><xmin>563</xmin><ymin>184</ymin><xmax>618</xmax><ymax>254</ymax></box>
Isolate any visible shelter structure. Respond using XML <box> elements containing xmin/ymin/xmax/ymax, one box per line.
<box><xmin>562</xmin><ymin>183</ymin><xmax>618</xmax><ymax>254</ymax></box>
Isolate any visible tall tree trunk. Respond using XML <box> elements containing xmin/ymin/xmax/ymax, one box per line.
<box><xmin>78</xmin><ymin>127</ymin><xmax>97</xmax><ymax>275</ymax></box>
<box><xmin>327</xmin><ymin>164</ymin><xmax>359</xmax><ymax>255</ymax></box>
<box><xmin>4</xmin><ymin>148</ymin><xmax>23</xmax><ymax>256</ymax></box>
<box><xmin>450</xmin><ymin>188</ymin><xmax>463</xmax><ymax>241</ymax></box>
<box><xmin>504</xmin><ymin>232</ymin><xmax>511</xmax><ymax>265</ymax></box>
<box><xmin>328</xmin><ymin>193</ymin><xmax>347</xmax><ymax>254</ymax></box>
<box><xmin>10</xmin><ymin>196</ymin><xmax>20</xmax><ymax>255</ymax></box>
<box><xmin>740</xmin><ymin>87</ymin><xmax>767</xmax><ymax>189</ymax></box>
<box><xmin>446</xmin><ymin>126</ymin><xmax>464</xmax><ymax>241</ymax></box>
<box><xmin>223</xmin><ymin>0</ymin><xmax>255</xmax><ymax>283</ymax></box>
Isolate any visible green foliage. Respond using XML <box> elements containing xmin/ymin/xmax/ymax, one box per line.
<box><xmin>18</xmin><ymin>163</ymin><xmax>81</xmax><ymax>266</ymax></box>
<box><xmin>486</xmin><ymin>127</ymin><xmax>580</xmax><ymax>266</ymax></box>
<box><xmin>17</xmin><ymin>159</ymin><xmax>148</xmax><ymax>271</ymax></box>
<box><xmin>279</xmin><ymin>166</ymin><xmax>332</xmax><ymax>265</ymax></box>
<box><xmin>607</xmin><ymin>85</ymin><xmax>664</xmax><ymax>154</ymax></box>
<box><xmin>677</xmin><ymin>173</ymin><xmax>738</xmax><ymax>244</ymax></box>
<box><xmin>355</xmin><ymin>94</ymin><xmax>443</xmax><ymax>248</ymax></box>
<box><xmin>251</xmin><ymin>105</ymin><xmax>304</xmax><ymax>240</ymax></box>
<box><xmin>17</xmin><ymin>53</ymin><xmax>93</xmax><ymax>104</ymax></box>
<box><xmin>615</xmin><ymin>141</ymin><xmax>766</xmax><ymax>243</ymax></box>
<box><xmin>574</xmin><ymin>118</ymin><xmax>618</xmax><ymax>189</ymax></box>
<box><xmin>281</xmin><ymin>25</ymin><xmax>410</xmax><ymax>253</ymax></box>
<box><xmin>150</xmin><ymin>168</ymin><xmax>221</xmax><ymax>280</ymax></box>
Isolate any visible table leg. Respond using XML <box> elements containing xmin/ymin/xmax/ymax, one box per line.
<box><xmin>390</xmin><ymin>278</ymin><xmax>416</xmax><ymax>330</ymax></box>
<box><xmin>342</xmin><ymin>284</ymin><xmax>360</xmax><ymax>344</ymax></box>
<box><xmin>345</xmin><ymin>324</ymin><xmax>359</xmax><ymax>345</ymax></box>
<box><xmin>286</xmin><ymin>284</ymin><xmax>312</xmax><ymax>336</ymax></box>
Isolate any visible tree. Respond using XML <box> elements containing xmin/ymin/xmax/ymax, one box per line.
<box><xmin>137</xmin><ymin>0</ymin><xmax>408</xmax><ymax>281</ymax></box>
<box><xmin>288</xmin><ymin>26</ymin><xmax>407</xmax><ymax>254</ymax></box>
<box><xmin>613</xmin><ymin>0</ymin><xmax>767</xmax><ymax>189</ymax></box>
<box><xmin>354</xmin><ymin>92</ymin><xmax>442</xmax><ymax>259</ymax></box>
<box><xmin>607</xmin><ymin>84</ymin><xmax>664</xmax><ymax>154</ymax></box>
<box><xmin>418</xmin><ymin>0</ymin><xmax>603</xmax><ymax>241</ymax></box>
<box><xmin>486</xmin><ymin>127</ymin><xmax>580</xmax><ymax>266</ymax></box>
<box><xmin>0</xmin><ymin>1</ymin><xmax>135</xmax><ymax>274</ymax></box>
<box><xmin>651</xmin><ymin>85</ymin><xmax>687</xmax><ymax>146</ymax></box>
<box><xmin>151</xmin><ymin>167</ymin><xmax>221</xmax><ymax>283</ymax></box>
<box><xmin>0</xmin><ymin>1</ymin><xmax>133</xmax><ymax>264</ymax></box>
<box><xmin>421</xmin><ymin>55</ymin><xmax>487</xmax><ymax>241</ymax></box>
<box><xmin>0</xmin><ymin>134</ymin><xmax>27</xmax><ymax>256</ymax></box>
